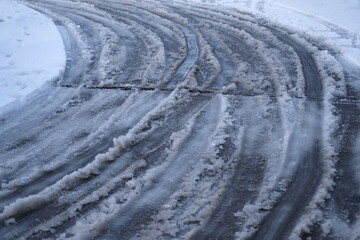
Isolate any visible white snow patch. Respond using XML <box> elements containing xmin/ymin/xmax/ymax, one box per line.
<box><xmin>0</xmin><ymin>0</ymin><xmax>65</xmax><ymax>108</ymax></box>
<box><xmin>221</xmin><ymin>83</ymin><xmax>237</xmax><ymax>93</ymax></box>
<box><xmin>4</xmin><ymin>217</ymin><xmax>16</xmax><ymax>226</ymax></box>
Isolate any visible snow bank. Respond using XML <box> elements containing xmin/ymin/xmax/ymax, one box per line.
<box><xmin>0</xmin><ymin>0</ymin><xmax>65</xmax><ymax>108</ymax></box>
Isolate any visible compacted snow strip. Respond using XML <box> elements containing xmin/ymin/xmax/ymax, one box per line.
<box><xmin>130</xmin><ymin>95</ymin><xmax>240</xmax><ymax>239</ymax></box>
<box><xmin>19</xmin><ymin>93</ymin><xmax>206</xmax><ymax>238</ymax></box>
<box><xmin>0</xmin><ymin>88</ymin><xmax>192</xmax><ymax>223</ymax></box>
<box><xmin>0</xmin><ymin>0</ymin><xmax>65</xmax><ymax>109</ymax></box>
<box><xmin>33</xmin><ymin>0</ymin><xmax>168</xmax><ymax>87</ymax></box>
<box><xmin>21</xmin><ymin>159</ymin><xmax>147</xmax><ymax>238</ymax></box>
<box><xmin>286</xmin><ymin>34</ymin><xmax>346</xmax><ymax>239</ymax></box>
<box><xmin>57</xmin><ymin>94</ymin><xmax>216</xmax><ymax>239</ymax></box>
<box><xmin>167</xmin><ymin>6</ymin><xmax>307</xmax><ymax>234</ymax></box>
<box><xmin>174</xmin><ymin>1</ymin><xmax>344</xmax><ymax>238</ymax></box>
<box><xmin>176</xmin><ymin>4</ymin><xmax>305</xmax><ymax>96</ymax></box>
<box><xmin>0</xmin><ymin>91</ymin><xmax>159</xmax><ymax>195</ymax></box>
<box><xmin>36</xmin><ymin>2</ymin><xmax>142</xmax><ymax>86</ymax></box>
<box><xmin>96</xmin><ymin>12</ymin><xmax>166</xmax><ymax>86</ymax></box>
<box><xmin>190</xmin><ymin>28</ymin><xmax>222</xmax><ymax>89</ymax></box>
<box><xmin>234</xmin><ymin>31</ymin><xmax>347</xmax><ymax>240</ymax></box>
<box><xmin>97</xmin><ymin>0</ymin><xmax>189</xmax><ymax>87</ymax></box>
<box><xmin>169</xmin><ymin>1</ymin><xmax>350</xmax><ymax>238</ymax></box>
<box><xmin>92</xmin><ymin>0</ymin><xmax>187</xmax><ymax>85</ymax></box>
<box><xmin>193</xmin><ymin>0</ymin><xmax>360</xmax><ymax>67</ymax></box>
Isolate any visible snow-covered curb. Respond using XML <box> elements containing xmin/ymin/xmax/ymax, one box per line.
<box><xmin>0</xmin><ymin>0</ymin><xmax>65</xmax><ymax>109</ymax></box>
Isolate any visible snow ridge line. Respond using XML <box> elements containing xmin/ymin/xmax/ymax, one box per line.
<box><xmin>0</xmin><ymin>88</ymin><xmax>190</xmax><ymax>223</ymax></box>
<box><xmin>169</xmin><ymin>1</ymin><xmax>346</xmax><ymax>238</ymax></box>
<box><xmin>21</xmin><ymin>159</ymin><xmax>147</xmax><ymax>238</ymax></box>
<box><xmin>97</xmin><ymin>0</ymin><xmax>191</xmax><ymax>87</ymax></box>
<box><xmin>8</xmin><ymin>91</ymin><xmax>209</xmax><ymax>238</ymax></box>
<box><xmin>64</xmin><ymin>95</ymin><xmax>214</xmax><ymax>239</ymax></box>
<box><xmin>287</xmin><ymin>33</ymin><xmax>346</xmax><ymax>239</ymax></box>
<box><xmin>174</xmin><ymin>1</ymin><xmax>306</xmax><ymax>96</ymax></box>
<box><xmin>131</xmin><ymin>95</ymin><xmax>238</xmax><ymax>239</ymax></box>
<box><xmin>183</xmin><ymin>5</ymin><xmax>346</xmax><ymax>238</ymax></box>
<box><xmin>32</xmin><ymin>0</ymin><xmax>165</xmax><ymax>87</ymax></box>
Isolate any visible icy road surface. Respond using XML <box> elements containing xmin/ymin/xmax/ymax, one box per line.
<box><xmin>0</xmin><ymin>0</ymin><xmax>360</xmax><ymax>239</ymax></box>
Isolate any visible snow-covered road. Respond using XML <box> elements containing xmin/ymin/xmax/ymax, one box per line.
<box><xmin>0</xmin><ymin>0</ymin><xmax>359</xmax><ymax>239</ymax></box>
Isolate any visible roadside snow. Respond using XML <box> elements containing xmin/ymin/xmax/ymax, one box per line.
<box><xmin>270</xmin><ymin>0</ymin><xmax>360</xmax><ymax>34</ymax></box>
<box><xmin>266</xmin><ymin>0</ymin><xmax>360</xmax><ymax>67</ymax></box>
<box><xmin>0</xmin><ymin>0</ymin><xmax>65</xmax><ymax>108</ymax></box>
